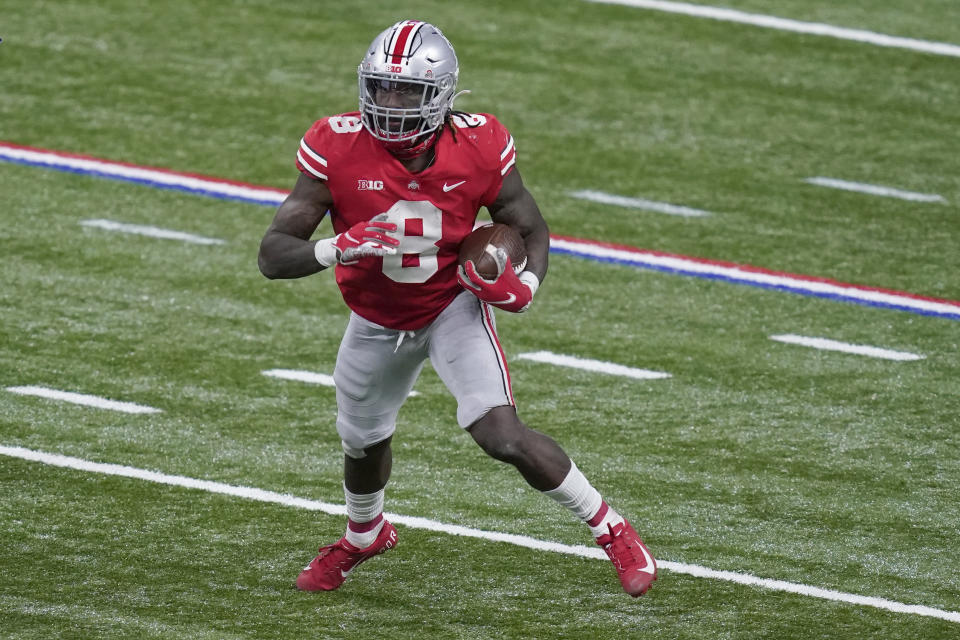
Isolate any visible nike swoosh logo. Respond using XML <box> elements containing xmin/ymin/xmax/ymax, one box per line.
<box><xmin>443</xmin><ymin>180</ymin><xmax>466</xmax><ymax>192</ymax></box>
<box><xmin>636</xmin><ymin>543</ymin><xmax>656</xmax><ymax>575</ymax></box>
<box><xmin>488</xmin><ymin>293</ymin><xmax>516</xmax><ymax>305</ymax></box>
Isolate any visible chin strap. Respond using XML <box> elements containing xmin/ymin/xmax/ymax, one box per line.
<box><xmin>386</xmin><ymin>128</ymin><xmax>440</xmax><ymax>159</ymax></box>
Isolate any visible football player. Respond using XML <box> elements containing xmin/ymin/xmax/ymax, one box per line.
<box><xmin>258</xmin><ymin>19</ymin><xmax>656</xmax><ymax>597</ymax></box>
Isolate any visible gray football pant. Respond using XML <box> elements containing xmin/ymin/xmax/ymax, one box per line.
<box><xmin>334</xmin><ymin>291</ymin><xmax>515</xmax><ymax>458</ymax></box>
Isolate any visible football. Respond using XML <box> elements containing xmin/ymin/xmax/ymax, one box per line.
<box><xmin>457</xmin><ymin>223</ymin><xmax>527</xmax><ymax>280</ymax></box>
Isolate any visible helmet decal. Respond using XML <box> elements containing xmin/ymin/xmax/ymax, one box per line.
<box><xmin>385</xmin><ymin>20</ymin><xmax>425</xmax><ymax>65</ymax></box>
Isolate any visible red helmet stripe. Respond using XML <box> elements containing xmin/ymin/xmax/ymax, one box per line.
<box><xmin>389</xmin><ymin>21</ymin><xmax>422</xmax><ymax>64</ymax></box>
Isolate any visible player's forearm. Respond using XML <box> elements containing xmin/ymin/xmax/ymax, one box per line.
<box><xmin>258</xmin><ymin>233</ymin><xmax>326</xmax><ymax>279</ymax></box>
<box><xmin>521</xmin><ymin>221</ymin><xmax>550</xmax><ymax>283</ymax></box>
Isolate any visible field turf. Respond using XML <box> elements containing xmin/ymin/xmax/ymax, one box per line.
<box><xmin>1</xmin><ymin>1</ymin><xmax>958</xmax><ymax>638</ymax></box>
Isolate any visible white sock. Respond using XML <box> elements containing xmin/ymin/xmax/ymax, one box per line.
<box><xmin>542</xmin><ymin>462</ymin><xmax>624</xmax><ymax>538</ymax></box>
<box><xmin>344</xmin><ymin>485</ymin><xmax>385</xmax><ymax>548</ymax></box>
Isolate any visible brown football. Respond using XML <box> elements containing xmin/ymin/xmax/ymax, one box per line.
<box><xmin>457</xmin><ymin>223</ymin><xmax>527</xmax><ymax>280</ymax></box>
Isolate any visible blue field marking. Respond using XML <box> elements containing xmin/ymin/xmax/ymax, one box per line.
<box><xmin>3</xmin><ymin>144</ymin><xmax>958</xmax><ymax>322</ymax></box>
<box><xmin>1</xmin><ymin>155</ymin><xmax>285</xmax><ymax>207</ymax></box>
<box><xmin>548</xmin><ymin>247</ymin><xmax>960</xmax><ymax>321</ymax></box>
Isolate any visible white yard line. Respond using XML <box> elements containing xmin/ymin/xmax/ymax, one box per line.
<box><xmin>6</xmin><ymin>386</ymin><xmax>162</xmax><ymax>414</ymax></box>
<box><xmin>81</xmin><ymin>219</ymin><xmax>226</xmax><ymax>245</ymax></box>
<box><xmin>262</xmin><ymin>369</ymin><xmax>420</xmax><ymax>396</ymax></box>
<box><xmin>569</xmin><ymin>190</ymin><xmax>712</xmax><ymax>217</ymax></box>
<box><xmin>769</xmin><ymin>334</ymin><xmax>925</xmax><ymax>361</ymax></box>
<box><xmin>517</xmin><ymin>351</ymin><xmax>672</xmax><ymax>380</ymax></box>
<box><xmin>1</xmin><ymin>444</ymin><xmax>957</xmax><ymax>623</ymax></box>
<box><xmin>262</xmin><ymin>369</ymin><xmax>337</xmax><ymax>386</ymax></box>
<box><xmin>804</xmin><ymin>178</ymin><xmax>946</xmax><ymax>203</ymax></box>
<box><xmin>584</xmin><ymin>0</ymin><xmax>960</xmax><ymax>58</ymax></box>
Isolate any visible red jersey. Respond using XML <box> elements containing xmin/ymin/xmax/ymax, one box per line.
<box><xmin>296</xmin><ymin>112</ymin><xmax>518</xmax><ymax>330</ymax></box>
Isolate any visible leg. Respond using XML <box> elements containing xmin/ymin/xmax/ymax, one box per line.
<box><xmin>342</xmin><ymin>436</ymin><xmax>392</xmax><ymax>549</ymax></box>
<box><xmin>469</xmin><ymin>405</ymin><xmax>656</xmax><ymax>596</ymax></box>
<box><xmin>467</xmin><ymin>405</ymin><xmax>571</xmax><ymax>491</ymax></box>
<box><xmin>344</xmin><ymin>436</ymin><xmax>393</xmax><ymax>494</ymax></box>
<box><xmin>297</xmin><ymin>314</ymin><xmax>426</xmax><ymax>592</ymax></box>
<box><xmin>427</xmin><ymin>296</ymin><xmax>656</xmax><ymax>596</ymax></box>
<box><xmin>469</xmin><ymin>406</ymin><xmax>656</xmax><ymax>596</ymax></box>
<box><xmin>333</xmin><ymin>315</ymin><xmax>424</xmax><ymax>545</ymax></box>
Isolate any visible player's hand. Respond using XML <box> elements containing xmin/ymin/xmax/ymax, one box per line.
<box><xmin>458</xmin><ymin>258</ymin><xmax>538</xmax><ymax>313</ymax></box>
<box><xmin>314</xmin><ymin>219</ymin><xmax>400</xmax><ymax>266</ymax></box>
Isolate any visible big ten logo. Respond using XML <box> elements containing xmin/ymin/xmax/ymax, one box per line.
<box><xmin>358</xmin><ymin>180</ymin><xmax>384</xmax><ymax>191</ymax></box>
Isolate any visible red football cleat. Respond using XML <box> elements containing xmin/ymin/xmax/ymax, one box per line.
<box><xmin>296</xmin><ymin>521</ymin><xmax>398</xmax><ymax>591</ymax></box>
<box><xmin>596</xmin><ymin>520</ymin><xmax>657</xmax><ymax>597</ymax></box>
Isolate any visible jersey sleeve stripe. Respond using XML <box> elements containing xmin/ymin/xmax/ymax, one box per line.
<box><xmin>296</xmin><ymin>150</ymin><xmax>328</xmax><ymax>180</ymax></box>
<box><xmin>499</xmin><ymin>135</ymin><xmax>515</xmax><ymax>160</ymax></box>
<box><xmin>299</xmin><ymin>138</ymin><xmax>328</xmax><ymax>167</ymax></box>
<box><xmin>500</xmin><ymin>153</ymin><xmax>517</xmax><ymax>176</ymax></box>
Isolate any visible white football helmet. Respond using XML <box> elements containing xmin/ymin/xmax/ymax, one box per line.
<box><xmin>358</xmin><ymin>20</ymin><xmax>460</xmax><ymax>157</ymax></box>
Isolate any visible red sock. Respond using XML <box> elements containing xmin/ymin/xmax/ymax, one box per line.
<box><xmin>587</xmin><ymin>500</ymin><xmax>624</xmax><ymax>539</ymax></box>
<box><xmin>346</xmin><ymin>513</ymin><xmax>385</xmax><ymax>548</ymax></box>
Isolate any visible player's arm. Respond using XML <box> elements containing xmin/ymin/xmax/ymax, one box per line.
<box><xmin>258</xmin><ymin>174</ymin><xmax>398</xmax><ymax>279</ymax></box>
<box><xmin>487</xmin><ymin>168</ymin><xmax>549</xmax><ymax>283</ymax></box>
<box><xmin>258</xmin><ymin>174</ymin><xmax>333</xmax><ymax>279</ymax></box>
<box><xmin>458</xmin><ymin>168</ymin><xmax>548</xmax><ymax>313</ymax></box>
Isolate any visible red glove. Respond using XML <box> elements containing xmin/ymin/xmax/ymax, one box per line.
<box><xmin>315</xmin><ymin>219</ymin><xmax>400</xmax><ymax>267</ymax></box>
<box><xmin>458</xmin><ymin>258</ymin><xmax>539</xmax><ymax>313</ymax></box>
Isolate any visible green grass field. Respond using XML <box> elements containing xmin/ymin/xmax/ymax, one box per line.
<box><xmin>2</xmin><ymin>1</ymin><xmax>959</xmax><ymax>638</ymax></box>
